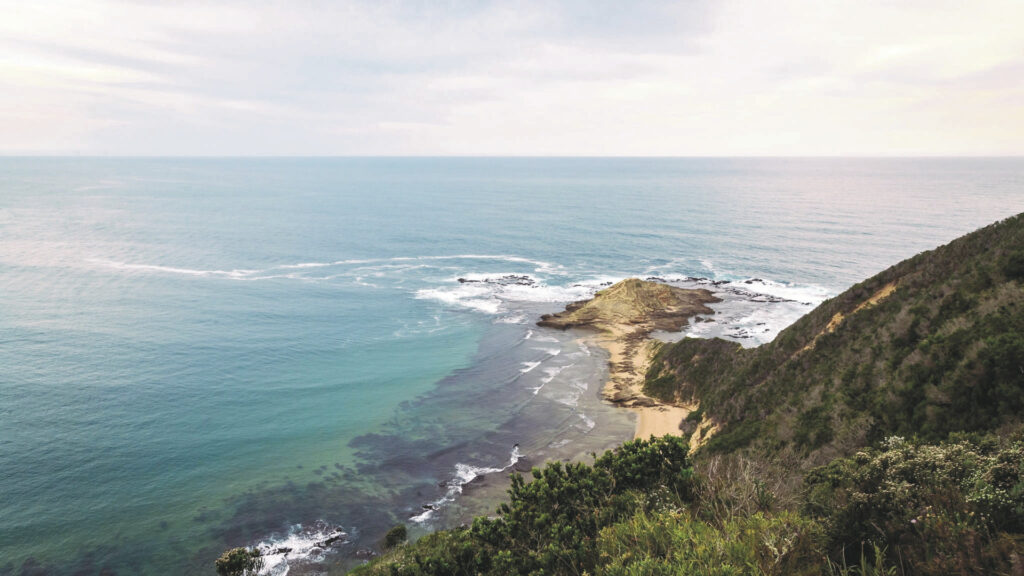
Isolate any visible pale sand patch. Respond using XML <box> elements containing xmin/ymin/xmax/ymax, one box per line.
<box><xmin>588</xmin><ymin>326</ymin><xmax>693</xmax><ymax>440</ymax></box>
<box><xmin>801</xmin><ymin>280</ymin><xmax>899</xmax><ymax>354</ymax></box>
<box><xmin>635</xmin><ymin>405</ymin><xmax>693</xmax><ymax>440</ymax></box>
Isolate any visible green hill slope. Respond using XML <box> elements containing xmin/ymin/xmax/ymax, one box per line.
<box><xmin>646</xmin><ymin>213</ymin><xmax>1024</xmax><ymax>464</ymax></box>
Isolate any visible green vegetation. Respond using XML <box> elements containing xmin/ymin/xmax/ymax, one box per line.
<box><xmin>382</xmin><ymin>525</ymin><xmax>408</xmax><ymax>550</ymax></box>
<box><xmin>215</xmin><ymin>547</ymin><xmax>263</xmax><ymax>576</ymax></box>
<box><xmin>645</xmin><ymin>213</ymin><xmax>1024</xmax><ymax>462</ymax></box>
<box><xmin>804</xmin><ymin>435</ymin><xmax>1024</xmax><ymax>574</ymax></box>
<box><xmin>352</xmin><ymin>436</ymin><xmax>694</xmax><ymax>575</ymax></box>
<box><xmin>338</xmin><ymin>213</ymin><xmax>1024</xmax><ymax>575</ymax></box>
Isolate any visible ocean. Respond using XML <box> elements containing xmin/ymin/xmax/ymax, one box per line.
<box><xmin>1</xmin><ymin>157</ymin><xmax>1021</xmax><ymax>575</ymax></box>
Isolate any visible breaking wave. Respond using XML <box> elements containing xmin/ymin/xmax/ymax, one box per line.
<box><xmin>410</xmin><ymin>445</ymin><xmax>523</xmax><ymax>524</ymax></box>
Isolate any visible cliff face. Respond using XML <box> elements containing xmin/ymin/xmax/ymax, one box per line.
<box><xmin>646</xmin><ymin>213</ymin><xmax>1024</xmax><ymax>465</ymax></box>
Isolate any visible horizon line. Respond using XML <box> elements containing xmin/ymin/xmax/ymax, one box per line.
<box><xmin>1</xmin><ymin>154</ymin><xmax>1022</xmax><ymax>159</ymax></box>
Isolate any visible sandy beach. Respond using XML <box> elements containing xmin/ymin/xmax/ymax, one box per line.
<box><xmin>590</xmin><ymin>327</ymin><xmax>694</xmax><ymax>440</ymax></box>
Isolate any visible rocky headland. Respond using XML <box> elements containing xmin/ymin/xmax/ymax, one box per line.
<box><xmin>537</xmin><ymin>278</ymin><xmax>721</xmax><ymax>439</ymax></box>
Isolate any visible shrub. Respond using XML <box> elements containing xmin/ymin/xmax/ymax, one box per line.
<box><xmin>215</xmin><ymin>547</ymin><xmax>263</xmax><ymax>576</ymax></box>
<box><xmin>352</xmin><ymin>436</ymin><xmax>694</xmax><ymax>576</ymax></box>
<box><xmin>803</xmin><ymin>436</ymin><xmax>1024</xmax><ymax>575</ymax></box>
<box><xmin>596</xmin><ymin>509</ymin><xmax>825</xmax><ymax>576</ymax></box>
<box><xmin>1002</xmin><ymin>249</ymin><xmax>1024</xmax><ymax>280</ymax></box>
<box><xmin>382</xmin><ymin>524</ymin><xmax>407</xmax><ymax>550</ymax></box>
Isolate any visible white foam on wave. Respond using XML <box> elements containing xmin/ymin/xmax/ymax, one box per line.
<box><xmin>533</xmin><ymin>347</ymin><xmax>560</xmax><ymax>357</ymax></box>
<box><xmin>520</xmin><ymin>361</ymin><xmax>541</xmax><ymax>374</ymax></box>
<box><xmin>576</xmin><ymin>412</ymin><xmax>596</xmax><ymax>432</ymax></box>
<box><xmin>415</xmin><ymin>275</ymin><xmax>613</xmax><ymax>315</ymax></box>
<box><xmin>700</xmin><ymin>258</ymin><xmax>727</xmax><ymax>278</ymax></box>
<box><xmin>523</xmin><ymin>329</ymin><xmax>534</xmax><ymax>340</ymax></box>
<box><xmin>532</xmin><ymin>334</ymin><xmax>559</xmax><ymax>343</ymax></box>
<box><xmin>414</xmin><ymin>284</ymin><xmax>502</xmax><ymax>314</ymax></box>
<box><xmin>90</xmin><ymin>259</ymin><xmax>262</xmax><ymax>279</ymax></box>
<box><xmin>411</xmin><ymin>445</ymin><xmax>523</xmax><ymax>524</ymax></box>
<box><xmin>253</xmin><ymin>520</ymin><xmax>349</xmax><ymax>576</ymax></box>
<box><xmin>674</xmin><ymin>281</ymin><xmax>833</xmax><ymax>347</ymax></box>
<box><xmin>723</xmin><ymin>278</ymin><xmax>831</xmax><ymax>306</ymax></box>
<box><xmin>530</xmin><ymin>363</ymin><xmax>575</xmax><ymax>395</ymax></box>
<box><xmin>278</xmin><ymin>261</ymin><xmax>335</xmax><ymax>269</ymax></box>
<box><xmin>541</xmin><ymin>365</ymin><xmax>569</xmax><ymax>385</ymax></box>
<box><xmin>496</xmin><ymin>313</ymin><xmax>528</xmax><ymax>324</ymax></box>
<box><xmin>89</xmin><ymin>253</ymin><xmax>560</xmax><ymax>285</ymax></box>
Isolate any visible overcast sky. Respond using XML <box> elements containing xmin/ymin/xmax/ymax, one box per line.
<box><xmin>2</xmin><ymin>1</ymin><xmax>1022</xmax><ymax>155</ymax></box>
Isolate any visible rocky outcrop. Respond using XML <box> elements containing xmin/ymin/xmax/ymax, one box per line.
<box><xmin>537</xmin><ymin>279</ymin><xmax>721</xmax><ymax>438</ymax></box>
<box><xmin>537</xmin><ymin>278</ymin><xmax>720</xmax><ymax>333</ymax></box>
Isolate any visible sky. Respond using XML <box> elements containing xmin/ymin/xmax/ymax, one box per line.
<box><xmin>1</xmin><ymin>0</ymin><xmax>1022</xmax><ymax>156</ymax></box>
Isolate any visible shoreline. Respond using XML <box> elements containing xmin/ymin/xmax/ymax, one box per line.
<box><xmin>586</xmin><ymin>326</ymin><xmax>694</xmax><ymax>440</ymax></box>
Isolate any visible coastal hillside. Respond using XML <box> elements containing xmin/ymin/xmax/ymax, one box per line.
<box><xmin>337</xmin><ymin>214</ymin><xmax>1024</xmax><ymax>576</ymax></box>
<box><xmin>645</xmin><ymin>212</ymin><xmax>1024</xmax><ymax>465</ymax></box>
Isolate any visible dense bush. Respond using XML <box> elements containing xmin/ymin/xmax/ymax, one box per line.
<box><xmin>596</xmin><ymin>509</ymin><xmax>825</xmax><ymax>576</ymax></box>
<box><xmin>352</xmin><ymin>436</ymin><xmax>694</xmax><ymax>576</ymax></box>
<box><xmin>382</xmin><ymin>524</ymin><xmax>408</xmax><ymax>550</ymax></box>
<box><xmin>803</xmin><ymin>436</ymin><xmax>1024</xmax><ymax>575</ymax></box>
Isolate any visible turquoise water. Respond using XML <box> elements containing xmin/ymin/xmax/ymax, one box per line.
<box><xmin>1</xmin><ymin>158</ymin><xmax>1022</xmax><ymax>574</ymax></box>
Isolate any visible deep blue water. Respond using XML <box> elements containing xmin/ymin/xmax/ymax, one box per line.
<box><xmin>1</xmin><ymin>158</ymin><xmax>1021</xmax><ymax>574</ymax></box>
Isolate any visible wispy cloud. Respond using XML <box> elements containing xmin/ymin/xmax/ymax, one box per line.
<box><xmin>1</xmin><ymin>0</ymin><xmax>1021</xmax><ymax>155</ymax></box>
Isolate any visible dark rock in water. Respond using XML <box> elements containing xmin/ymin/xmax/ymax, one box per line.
<box><xmin>422</xmin><ymin>504</ymin><xmax>437</xmax><ymax>510</ymax></box>
<box><xmin>274</xmin><ymin>547</ymin><xmax>292</xmax><ymax>554</ymax></box>
<box><xmin>316</xmin><ymin>534</ymin><xmax>346</xmax><ymax>548</ymax></box>
<box><xmin>355</xmin><ymin>548</ymin><xmax>375</xmax><ymax>559</ymax></box>
<box><xmin>513</xmin><ymin>457</ymin><xmax>532</xmax><ymax>473</ymax></box>
<box><xmin>458</xmin><ymin>274</ymin><xmax>535</xmax><ymax>286</ymax></box>
<box><xmin>645</xmin><ymin>276</ymin><xmax>667</xmax><ymax>283</ymax></box>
